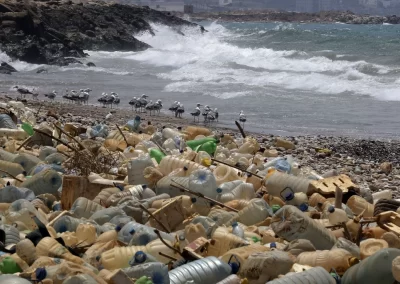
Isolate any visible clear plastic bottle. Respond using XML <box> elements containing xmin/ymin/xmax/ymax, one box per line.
<box><xmin>231</xmin><ymin>222</ymin><xmax>244</xmax><ymax>239</ymax></box>
<box><xmin>327</xmin><ymin>205</ymin><xmax>349</xmax><ymax>225</ymax></box>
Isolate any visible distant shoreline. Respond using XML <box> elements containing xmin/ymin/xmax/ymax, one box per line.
<box><xmin>176</xmin><ymin>10</ymin><xmax>400</xmax><ymax>25</ymax></box>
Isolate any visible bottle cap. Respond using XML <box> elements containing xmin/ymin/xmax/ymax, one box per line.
<box><xmin>95</xmin><ymin>255</ymin><xmax>101</xmax><ymax>262</ymax></box>
<box><xmin>134</xmin><ymin>251</ymin><xmax>147</xmax><ymax>263</ymax></box>
<box><xmin>191</xmin><ymin>197</ymin><xmax>197</xmax><ymax>203</ymax></box>
<box><xmin>216</xmin><ymin>188</ymin><xmax>222</xmax><ymax>193</ymax></box>
<box><xmin>328</xmin><ymin>206</ymin><xmax>335</xmax><ymax>213</ymax></box>
<box><xmin>229</xmin><ymin>262</ymin><xmax>240</xmax><ymax>274</ymax></box>
<box><xmin>142</xmin><ymin>184</ymin><xmax>147</xmax><ymax>189</ymax></box>
<box><xmin>299</xmin><ymin>203</ymin><xmax>308</xmax><ymax>212</ymax></box>
<box><xmin>270</xmin><ymin>242</ymin><xmax>277</xmax><ymax>248</ymax></box>
<box><xmin>232</xmin><ymin>222</ymin><xmax>238</xmax><ymax>227</ymax></box>
<box><xmin>272</xmin><ymin>204</ymin><xmax>281</xmax><ymax>213</ymax></box>
<box><xmin>285</xmin><ymin>192</ymin><xmax>294</xmax><ymax>201</ymax></box>
<box><xmin>129</xmin><ymin>228</ymin><xmax>135</xmax><ymax>235</ymax></box>
<box><xmin>35</xmin><ymin>267</ymin><xmax>47</xmax><ymax>281</ymax></box>
<box><xmin>115</xmin><ymin>225</ymin><xmax>122</xmax><ymax>232</ymax></box>
<box><xmin>183</xmin><ymin>166</ymin><xmax>188</xmax><ymax>171</ymax></box>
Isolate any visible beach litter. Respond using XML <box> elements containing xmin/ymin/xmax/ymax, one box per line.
<box><xmin>0</xmin><ymin>100</ymin><xmax>400</xmax><ymax>284</ymax></box>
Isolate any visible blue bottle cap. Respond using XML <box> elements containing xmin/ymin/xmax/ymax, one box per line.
<box><xmin>129</xmin><ymin>228</ymin><xmax>136</xmax><ymax>235</ymax></box>
<box><xmin>134</xmin><ymin>251</ymin><xmax>147</xmax><ymax>263</ymax></box>
<box><xmin>115</xmin><ymin>225</ymin><xmax>122</xmax><ymax>232</ymax></box>
<box><xmin>142</xmin><ymin>184</ymin><xmax>147</xmax><ymax>189</ymax></box>
<box><xmin>232</xmin><ymin>222</ymin><xmax>238</xmax><ymax>227</ymax></box>
<box><xmin>191</xmin><ymin>197</ymin><xmax>197</xmax><ymax>203</ymax></box>
<box><xmin>229</xmin><ymin>262</ymin><xmax>240</xmax><ymax>274</ymax></box>
<box><xmin>216</xmin><ymin>188</ymin><xmax>222</xmax><ymax>193</ymax></box>
<box><xmin>35</xmin><ymin>268</ymin><xmax>47</xmax><ymax>281</ymax></box>
<box><xmin>328</xmin><ymin>206</ymin><xmax>335</xmax><ymax>213</ymax></box>
<box><xmin>285</xmin><ymin>192</ymin><xmax>294</xmax><ymax>201</ymax></box>
<box><xmin>270</xmin><ymin>242</ymin><xmax>277</xmax><ymax>248</ymax></box>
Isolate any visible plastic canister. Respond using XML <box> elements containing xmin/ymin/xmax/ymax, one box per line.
<box><xmin>347</xmin><ymin>195</ymin><xmax>374</xmax><ymax>217</ymax></box>
<box><xmin>100</xmin><ymin>246</ymin><xmax>148</xmax><ymax>270</ymax></box>
<box><xmin>189</xmin><ymin>169</ymin><xmax>218</xmax><ymax>200</ymax></box>
<box><xmin>360</xmin><ymin>238</ymin><xmax>389</xmax><ymax>260</ymax></box>
<box><xmin>13</xmin><ymin>153</ymin><xmax>41</xmax><ymax>174</ymax></box>
<box><xmin>342</xmin><ymin>248</ymin><xmax>400</xmax><ymax>284</ymax></box>
<box><xmin>19</xmin><ymin>169</ymin><xmax>61</xmax><ymax>196</ymax></box>
<box><xmin>267</xmin><ymin>266</ymin><xmax>336</xmax><ymax>284</ymax></box>
<box><xmin>70</xmin><ymin>197</ymin><xmax>104</xmax><ymax>219</ymax></box>
<box><xmin>271</xmin><ymin>205</ymin><xmax>337</xmax><ymax>250</ymax></box>
<box><xmin>216</xmin><ymin>275</ymin><xmax>241</xmax><ymax>284</ymax></box>
<box><xmin>0</xmin><ymin>161</ymin><xmax>24</xmax><ymax>177</ymax></box>
<box><xmin>208</xmin><ymin>227</ymin><xmax>248</xmax><ymax>257</ymax></box>
<box><xmin>158</xmin><ymin>156</ymin><xmax>206</xmax><ymax>176</ymax></box>
<box><xmin>214</xmin><ymin>164</ymin><xmax>243</xmax><ymax>185</ymax></box>
<box><xmin>220</xmin><ymin>244</ymin><xmax>269</xmax><ymax>273</ymax></box>
<box><xmin>238</xmin><ymin>199</ymin><xmax>272</xmax><ymax>226</ymax></box>
<box><xmin>123</xmin><ymin>262</ymin><xmax>169</xmax><ymax>283</ymax></box>
<box><xmin>169</xmin><ymin>256</ymin><xmax>232</xmax><ymax>284</ymax></box>
<box><xmin>127</xmin><ymin>155</ymin><xmax>154</xmax><ymax>185</ymax></box>
<box><xmin>218</xmin><ymin>183</ymin><xmax>255</xmax><ymax>203</ymax></box>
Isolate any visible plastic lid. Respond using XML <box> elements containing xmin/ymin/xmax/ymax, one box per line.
<box><xmin>232</xmin><ymin>222</ymin><xmax>238</xmax><ymax>227</ymax></box>
<box><xmin>272</xmin><ymin>205</ymin><xmax>281</xmax><ymax>213</ymax></box>
<box><xmin>134</xmin><ymin>251</ymin><xmax>147</xmax><ymax>263</ymax></box>
<box><xmin>129</xmin><ymin>228</ymin><xmax>136</xmax><ymax>235</ymax></box>
<box><xmin>328</xmin><ymin>206</ymin><xmax>335</xmax><ymax>213</ymax></box>
<box><xmin>35</xmin><ymin>268</ymin><xmax>47</xmax><ymax>281</ymax></box>
<box><xmin>95</xmin><ymin>255</ymin><xmax>101</xmax><ymax>262</ymax></box>
<box><xmin>115</xmin><ymin>225</ymin><xmax>122</xmax><ymax>232</ymax></box>
<box><xmin>216</xmin><ymin>188</ymin><xmax>222</xmax><ymax>194</ymax></box>
<box><xmin>183</xmin><ymin>166</ymin><xmax>188</xmax><ymax>171</ymax></box>
<box><xmin>142</xmin><ymin>184</ymin><xmax>147</xmax><ymax>189</ymax></box>
<box><xmin>179</xmin><ymin>234</ymin><xmax>185</xmax><ymax>241</ymax></box>
<box><xmin>229</xmin><ymin>262</ymin><xmax>240</xmax><ymax>274</ymax></box>
<box><xmin>180</xmin><ymin>150</ymin><xmax>184</xmax><ymax>153</ymax></box>
<box><xmin>191</xmin><ymin>197</ymin><xmax>197</xmax><ymax>203</ymax></box>
<box><xmin>270</xmin><ymin>242</ymin><xmax>277</xmax><ymax>248</ymax></box>
<box><xmin>299</xmin><ymin>203</ymin><xmax>308</xmax><ymax>212</ymax></box>
<box><xmin>285</xmin><ymin>192</ymin><xmax>294</xmax><ymax>201</ymax></box>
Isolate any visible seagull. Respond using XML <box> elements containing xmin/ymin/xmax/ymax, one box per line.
<box><xmin>14</xmin><ymin>86</ymin><xmax>33</xmax><ymax>98</ymax></box>
<box><xmin>175</xmin><ymin>102</ymin><xmax>184</xmax><ymax>118</ymax></box>
<box><xmin>202</xmin><ymin>105</ymin><xmax>212</xmax><ymax>123</ymax></box>
<box><xmin>214</xmin><ymin>108</ymin><xmax>219</xmax><ymax>122</ymax></box>
<box><xmin>111</xmin><ymin>92</ymin><xmax>120</xmax><ymax>107</ymax></box>
<box><xmin>239</xmin><ymin>110</ymin><xmax>246</xmax><ymax>129</ymax></box>
<box><xmin>169</xmin><ymin>101</ymin><xmax>179</xmax><ymax>115</ymax></box>
<box><xmin>190</xmin><ymin>103</ymin><xmax>202</xmax><ymax>122</ymax></box>
<box><xmin>145</xmin><ymin>100</ymin><xmax>155</xmax><ymax>115</ymax></box>
<box><xmin>154</xmin><ymin>99</ymin><xmax>163</xmax><ymax>115</ymax></box>
<box><xmin>129</xmin><ymin>97</ymin><xmax>138</xmax><ymax>111</ymax></box>
<box><xmin>44</xmin><ymin>90</ymin><xmax>57</xmax><ymax>101</ymax></box>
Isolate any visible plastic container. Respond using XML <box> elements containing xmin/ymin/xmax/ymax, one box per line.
<box><xmin>297</xmin><ymin>249</ymin><xmax>357</xmax><ymax>274</ymax></box>
<box><xmin>208</xmin><ymin>227</ymin><xmax>248</xmax><ymax>257</ymax></box>
<box><xmin>183</xmin><ymin>126</ymin><xmax>211</xmax><ymax>140</ymax></box>
<box><xmin>155</xmin><ymin>176</ymin><xmax>189</xmax><ymax>197</ymax></box>
<box><xmin>70</xmin><ymin>197</ymin><xmax>104</xmax><ymax>219</ymax></box>
<box><xmin>0</xmin><ymin>256</ymin><xmax>22</xmax><ymax>274</ymax></box>
<box><xmin>162</xmin><ymin>128</ymin><xmax>185</xmax><ymax>140</ymax></box>
<box><xmin>186</xmin><ymin>137</ymin><xmax>216</xmax><ymax>150</ymax></box>
<box><xmin>93</xmin><ymin>187</ymin><xmax>122</xmax><ymax>205</ymax></box>
<box><xmin>123</xmin><ymin>262</ymin><xmax>169</xmax><ymax>283</ymax></box>
<box><xmin>360</xmin><ymin>238</ymin><xmax>389</xmax><ymax>260</ymax></box>
<box><xmin>271</xmin><ymin>205</ymin><xmax>337</xmax><ymax>250</ymax></box>
<box><xmin>127</xmin><ymin>155</ymin><xmax>154</xmax><ymax>185</ymax></box>
<box><xmin>0</xmin><ymin>128</ymin><xmax>28</xmax><ymax>140</ymax></box>
<box><xmin>169</xmin><ymin>256</ymin><xmax>232</xmax><ymax>284</ymax></box>
<box><xmin>128</xmin><ymin>251</ymin><xmax>158</xmax><ymax>266</ymax></box>
<box><xmin>189</xmin><ymin>169</ymin><xmax>218</xmax><ymax>200</ymax></box>
<box><xmin>238</xmin><ymin>199</ymin><xmax>272</xmax><ymax>226</ymax></box>
<box><xmin>264</xmin><ymin>172</ymin><xmax>311</xmax><ymax>197</ymax></box>
<box><xmin>13</xmin><ymin>153</ymin><xmax>41</xmax><ymax>174</ymax></box>
<box><xmin>36</xmin><ymin>237</ymin><xmax>84</xmax><ymax>264</ymax></box>
<box><xmin>214</xmin><ymin>164</ymin><xmax>243</xmax><ymax>185</ymax></box>
<box><xmin>216</xmin><ymin>275</ymin><xmax>241</xmax><ymax>284</ymax></box>
<box><xmin>101</xmin><ymin>246</ymin><xmax>148</xmax><ymax>270</ymax></box>
<box><xmin>159</xmin><ymin>156</ymin><xmax>206</xmax><ymax>176</ymax></box>
<box><xmin>0</xmin><ymin>148</ymin><xmax>18</xmax><ymax>162</ymax></box>
<box><xmin>267</xmin><ymin>266</ymin><xmax>336</xmax><ymax>284</ymax></box>
<box><xmin>0</xmin><ymin>224</ymin><xmax>20</xmax><ymax>247</ymax></box>
<box><xmin>0</xmin><ymin>161</ymin><xmax>24</xmax><ymax>177</ymax></box>
<box><xmin>63</xmin><ymin>274</ymin><xmax>98</xmax><ymax>284</ymax></box>
<box><xmin>184</xmin><ymin>223</ymin><xmax>207</xmax><ymax>242</ymax></box>
<box><xmin>90</xmin><ymin>207</ymin><xmax>126</xmax><ymax>225</ymax></box>
<box><xmin>149</xmin><ymin>148</ymin><xmax>166</xmax><ymax>164</ymax></box>
<box><xmin>0</xmin><ymin>185</ymin><xmax>35</xmax><ymax>203</ymax></box>
<box><xmin>38</xmin><ymin>146</ymin><xmax>57</xmax><ymax>160</ymax></box>
<box><xmin>218</xmin><ymin>183</ymin><xmax>255</xmax><ymax>203</ymax></box>
<box><xmin>327</xmin><ymin>206</ymin><xmax>349</xmax><ymax>225</ymax></box>
<box><xmin>333</xmin><ymin>237</ymin><xmax>361</xmax><ymax>258</ymax></box>
<box><xmin>283</xmin><ymin>239</ymin><xmax>316</xmax><ymax>257</ymax></box>
<box><xmin>241</xmin><ymin>250</ymin><xmax>294</xmax><ymax>283</ymax></box>
<box><xmin>347</xmin><ymin>195</ymin><xmax>374</xmax><ymax>217</ymax></box>
<box><xmin>231</xmin><ymin>222</ymin><xmax>244</xmax><ymax>239</ymax></box>
<box><xmin>309</xmin><ymin>193</ymin><xmax>327</xmax><ymax>207</ymax></box>
<box><xmin>373</xmin><ymin>189</ymin><xmax>392</xmax><ymax>204</ymax></box>
<box><xmin>284</xmin><ymin>191</ymin><xmax>309</xmax><ymax>209</ymax></box>
<box><xmin>342</xmin><ymin>248</ymin><xmax>400</xmax><ymax>284</ymax></box>
<box><xmin>118</xmin><ymin>221</ymin><xmax>173</xmax><ymax>244</ymax></box>
<box><xmin>220</xmin><ymin>244</ymin><xmax>269</xmax><ymax>273</ymax></box>
<box><xmin>16</xmin><ymin>239</ymin><xmax>37</xmax><ymax>266</ymax></box>
<box><xmin>20</xmin><ymin>169</ymin><xmax>62</xmax><ymax>196</ymax></box>
<box><xmin>0</xmin><ymin>275</ymin><xmax>31</xmax><ymax>284</ymax></box>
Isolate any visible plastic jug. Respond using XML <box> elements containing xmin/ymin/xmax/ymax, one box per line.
<box><xmin>70</xmin><ymin>197</ymin><xmax>104</xmax><ymax>219</ymax></box>
<box><xmin>184</xmin><ymin>223</ymin><xmax>207</xmax><ymax>242</ymax></box>
<box><xmin>0</xmin><ymin>161</ymin><xmax>24</xmax><ymax>177</ymax></box>
<box><xmin>327</xmin><ymin>205</ymin><xmax>349</xmax><ymax>225</ymax></box>
<box><xmin>238</xmin><ymin>199</ymin><xmax>272</xmax><ymax>226</ymax></box>
<box><xmin>218</xmin><ymin>183</ymin><xmax>255</xmax><ymax>203</ymax></box>
<box><xmin>0</xmin><ymin>275</ymin><xmax>31</xmax><ymax>284</ymax></box>
<box><xmin>360</xmin><ymin>238</ymin><xmax>389</xmax><ymax>259</ymax></box>
<box><xmin>332</xmin><ymin>237</ymin><xmax>360</xmax><ymax>258</ymax></box>
<box><xmin>101</xmin><ymin>246</ymin><xmax>148</xmax><ymax>270</ymax></box>
<box><xmin>36</xmin><ymin>237</ymin><xmax>84</xmax><ymax>264</ymax></box>
<box><xmin>20</xmin><ymin>169</ymin><xmax>62</xmax><ymax>196</ymax></box>
<box><xmin>347</xmin><ymin>195</ymin><xmax>374</xmax><ymax>217</ymax></box>
<box><xmin>189</xmin><ymin>169</ymin><xmax>218</xmax><ymax>200</ymax></box>
<box><xmin>264</xmin><ymin>172</ymin><xmax>311</xmax><ymax>197</ymax></box>
<box><xmin>297</xmin><ymin>249</ymin><xmax>357</xmax><ymax>274</ymax></box>
<box><xmin>93</xmin><ymin>187</ymin><xmax>122</xmax><ymax>205</ymax></box>
<box><xmin>128</xmin><ymin>251</ymin><xmax>158</xmax><ymax>266</ymax></box>
<box><xmin>267</xmin><ymin>266</ymin><xmax>336</xmax><ymax>284</ymax></box>
<box><xmin>241</xmin><ymin>250</ymin><xmax>294</xmax><ymax>283</ymax></box>
<box><xmin>372</xmin><ymin>189</ymin><xmax>392</xmax><ymax>203</ymax></box>
<box><xmin>208</xmin><ymin>227</ymin><xmax>248</xmax><ymax>257</ymax></box>
<box><xmin>271</xmin><ymin>205</ymin><xmax>337</xmax><ymax>250</ymax></box>
<box><xmin>216</xmin><ymin>275</ymin><xmax>241</xmax><ymax>284</ymax></box>
<box><xmin>342</xmin><ymin>248</ymin><xmax>400</xmax><ymax>284</ymax></box>
<box><xmin>149</xmin><ymin>148</ymin><xmax>165</xmax><ymax>164</ymax></box>
<box><xmin>128</xmin><ymin>155</ymin><xmax>154</xmax><ymax>185</ymax></box>
<box><xmin>220</xmin><ymin>244</ymin><xmax>269</xmax><ymax>273</ymax></box>
<box><xmin>159</xmin><ymin>156</ymin><xmax>206</xmax><ymax>176</ymax></box>
<box><xmin>0</xmin><ymin>256</ymin><xmax>22</xmax><ymax>274</ymax></box>
<box><xmin>213</xmin><ymin>164</ymin><xmax>243</xmax><ymax>185</ymax></box>
<box><xmin>231</xmin><ymin>222</ymin><xmax>244</xmax><ymax>239</ymax></box>
<box><xmin>155</xmin><ymin>176</ymin><xmax>189</xmax><ymax>197</ymax></box>
<box><xmin>16</xmin><ymin>239</ymin><xmax>37</xmax><ymax>266</ymax></box>
<box><xmin>0</xmin><ymin>185</ymin><xmax>35</xmax><ymax>203</ymax></box>
<box><xmin>13</xmin><ymin>153</ymin><xmax>41</xmax><ymax>173</ymax></box>
<box><xmin>169</xmin><ymin>256</ymin><xmax>233</xmax><ymax>284</ymax></box>
<box><xmin>186</xmin><ymin>137</ymin><xmax>217</xmax><ymax>150</ymax></box>
<box><xmin>90</xmin><ymin>207</ymin><xmax>127</xmax><ymax>225</ymax></box>
<box><xmin>283</xmin><ymin>239</ymin><xmax>316</xmax><ymax>257</ymax></box>
<box><xmin>197</xmin><ymin>141</ymin><xmax>217</xmax><ymax>155</ymax></box>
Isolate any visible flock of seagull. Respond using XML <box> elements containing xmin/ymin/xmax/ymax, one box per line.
<box><xmin>12</xmin><ymin>86</ymin><xmax>248</xmax><ymax>126</ymax></box>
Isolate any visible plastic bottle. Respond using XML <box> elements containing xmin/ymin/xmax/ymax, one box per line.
<box><xmin>218</xmin><ymin>183</ymin><xmax>255</xmax><ymax>203</ymax></box>
<box><xmin>360</xmin><ymin>238</ymin><xmax>389</xmax><ymax>260</ymax></box>
<box><xmin>197</xmin><ymin>141</ymin><xmax>217</xmax><ymax>155</ymax></box>
<box><xmin>195</xmin><ymin>151</ymin><xmax>212</xmax><ymax>167</ymax></box>
<box><xmin>189</xmin><ymin>169</ymin><xmax>218</xmax><ymax>200</ymax></box>
<box><xmin>123</xmin><ymin>262</ymin><xmax>169</xmax><ymax>283</ymax></box>
<box><xmin>162</xmin><ymin>128</ymin><xmax>185</xmax><ymax>140</ymax></box>
<box><xmin>342</xmin><ymin>248</ymin><xmax>400</xmax><ymax>284</ymax></box>
<box><xmin>93</xmin><ymin>187</ymin><xmax>123</xmax><ymax>205</ymax></box>
<box><xmin>0</xmin><ymin>256</ymin><xmax>22</xmax><ymax>274</ymax></box>
<box><xmin>0</xmin><ymin>161</ymin><xmax>24</xmax><ymax>177</ymax></box>
<box><xmin>0</xmin><ymin>185</ymin><xmax>35</xmax><ymax>203</ymax></box>
<box><xmin>283</xmin><ymin>190</ymin><xmax>309</xmax><ymax>207</ymax></box>
<box><xmin>275</xmin><ymin>158</ymin><xmax>291</xmax><ymax>173</ymax></box>
<box><xmin>90</xmin><ymin>207</ymin><xmax>127</xmax><ymax>225</ymax></box>
<box><xmin>216</xmin><ymin>275</ymin><xmax>241</xmax><ymax>284</ymax></box>
<box><xmin>149</xmin><ymin>148</ymin><xmax>166</xmax><ymax>164</ymax></box>
<box><xmin>220</xmin><ymin>244</ymin><xmax>269</xmax><ymax>274</ymax></box>
<box><xmin>0</xmin><ymin>275</ymin><xmax>31</xmax><ymax>284</ymax></box>
<box><xmin>36</xmin><ymin>237</ymin><xmax>84</xmax><ymax>264</ymax></box>
<box><xmin>238</xmin><ymin>199</ymin><xmax>272</xmax><ymax>226</ymax></box>
<box><xmin>327</xmin><ymin>205</ymin><xmax>349</xmax><ymax>225</ymax></box>
<box><xmin>13</xmin><ymin>153</ymin><xmax>41</xmax><ymax>173</ymax></box>
<box><xmin>19</xmin><ymin>169</ymin><xmax>62</xmax><ymax>196</ymax></box>
<box><xmin>158</xmin><ymin>156</ymin><xmax>206</xmax><ymax>176</ymax></box>
<box><xmin>214</xmin><ymin>164</ymin><xmax>243</xmax><ymax>185</ymax></box>
<box><xmin>208</xmin><ymin>227</ymin><xmax>248</xmax><ymax>257</ymax></box>
<box><xmin>0</xmin><ymin>224</ymin><xmax>21</xmax><ymax>247</ymax></box>
<box><xmin>372</xmin><ymin>189</ymin><xmax>392</xmax><ymax>203</ymax></box>
<box><xmin>168</xmin><ymin>256</ymin><xmax>233</xmax><ymax>284</ymax></box>
<box><xmin>267</xmin><ymin>266</ymin><xmax>336</xmax><ymax>284</ymax></box>
<box><xmin>128</xmin><ymin>251</ymin><xmax>158</xmax><ymax>266</ymax></box>
<box><xmin>231</xmin><ymin>222</ymin><xmax>244</xmax><ymax>239</ymax></box>
<box><xmin>16</xmin><ymin>239</ymin><xmax>37</xmax><ymax>266</ymax></box>
<box><xmin>271</xmin><ymin>205</ymin><xmax>336</xmax><ymax>250</ymax></box>
<box><xmin>186</xmin><ymin>137</ymin><xmax>217</xmax><ymax>150</ymax></box>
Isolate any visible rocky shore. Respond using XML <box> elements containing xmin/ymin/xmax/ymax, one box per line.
<box><xmin>185</xmin><ymin>10</ymin><xmax>400</xmax><ymax>25</ymax></box>
<box><xmin>0</xmin><ymin>0</ymin><xmax>198</xmax><ymax>67</ymax></box>
<box><xmin>2</xmin><ymin>94</ymin><xmax>399</xmax><ymax>199</ymax></box>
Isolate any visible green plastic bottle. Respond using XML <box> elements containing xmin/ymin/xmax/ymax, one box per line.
<box><xmin>0</xmin><ymin>256</ymin><xmax>22</xmax><ymax>274</ymax></box>
<box><xmin>197</xmin><ymin>141</ymin><xmax>217</xmax><ymax>155</ymax></box>
<box><xmin>186</xmin><ymin>138</ymin><xmax>217</xmax><ymax>150</ymax></box>
<box><xmin>135</xmin><ymin>276</ymin><xmax>154</xmax><ymax>284</ymax></box>
<box><xmin>149</xmin><ymin>148</ymin><xmax>166</xmax><ymax>164</ymax></box>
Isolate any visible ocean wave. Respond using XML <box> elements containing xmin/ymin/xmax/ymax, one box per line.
<box><xmin>0</xmin><ymin>50</ymin><xmax>44</xmax><ymax>72</ymax></box>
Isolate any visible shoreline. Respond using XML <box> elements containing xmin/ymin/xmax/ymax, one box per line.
<box><xmin>2</xmin><ymin>94</ymin><xmax>400</xmax><ymax>198</ymax></box>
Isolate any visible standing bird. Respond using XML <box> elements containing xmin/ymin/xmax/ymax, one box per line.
<box><xmin>111</xmin><ymin>92</ymin><xmax>120</xmax><ymax>107</ymax></box>
<box><xmin>44</xmin><ymin>90</ymin><xmax>57</xmax><ymax>102</ymax></box>
<box><xmin>154</xmin><ymin>99</ymin><xmax>163</xmax><ymax>115</ymax></box>
<box><xmin>175</xmin><ymin>102</ymin><xmax>184</xmax><ymax>118</ymax></box>
<box><xmin>190</xmin><ymin>103</ymin><xmax>201</xmax><ymax>122</ymax></box>
<box><xmin>138</xmin><ymin>94</ymin><xmax>149</xmax><ymax>112</ymax></box>
<box><xmin>169</xmin><ymin>101</ymin><xmax>179</xmax><ymax>115</ymax></box>
<box><xmin>145</xmin><ymin>100</ymin><xmax>155</xmax><ymax>116</ymax></box>
<box><xmin>214</xmin><ymin>108</ymin><xmax>219</xmax><ymax>122</ymax></box>
<box><xmin>14</xmin><ymin>86</ymin><xmax>33</xmax><ymax>98</ymax></box>
<box><xmin>239</xmin><ymin>110</ymin><xmax>246</xmax><ymax>129</ymax></box>
<box><xmin>202</xmin><ymin>105</ymin><xmax>212</xmax><ymax>123</ymax></box>
<box><xmin>129</xmin><ymin>97</ymin><xmax>138</xmax><ymax>111</ymax></box>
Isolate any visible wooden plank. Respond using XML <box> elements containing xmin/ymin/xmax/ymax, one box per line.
<box><xmin>61</xmin><ymin>176</ymin><xmax>109</xmax><ymax>210</ymax></box>
<box><xmin>309</xmin><ymin>174</ymin><xmax>358</xmax><ymax>196</ymax></box>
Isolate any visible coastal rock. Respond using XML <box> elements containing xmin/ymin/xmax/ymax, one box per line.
<box><xmin>380</xmin><ymin>162</ymin><xmax>393</xmax><ymax>174</ymax></box>
<box><xmin>86</xmin><ymin>62</ymin><xmax>96</xmax><ymax>67</ymax></box>
<box><xmin>0</xmin><ymin>1</ymin><xmax>199</xmax><ymax>65</ymax></box>
<box><xmin>0</xmin><ymin>62</ymin><xmax>17</xmax><ymax>73</ymax></box>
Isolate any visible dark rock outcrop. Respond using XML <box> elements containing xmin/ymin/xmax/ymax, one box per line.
<box><xmin>86</xmin><ymin>62</ymin><xmax>96</xmax><ymax>67</ymax></box>
<box><xmin>0</xmin><ymin>62</ymin><xmax>17</xmax><ymax>74</ymax></box>
<box><xmin>0</xmin><ymin>1</ymin><xmax>198</xmax><ymax>66</ymax></box>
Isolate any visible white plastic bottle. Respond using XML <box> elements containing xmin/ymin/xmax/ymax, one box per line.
<box><xmin>231</xmin><ymin>222</ymin><xmax>244</xmax><ymax>239</ymax></box>
<box><xmin>327</xmin><ymin>205</ymin><xmax>349</xmax><ymax>225</ymax></box>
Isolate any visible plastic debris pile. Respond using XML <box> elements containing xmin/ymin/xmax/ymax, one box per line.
<box><xmin>0</xmin><ymin>100</ymin><xmax>400</xmax><ymax>283</ymax></box>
